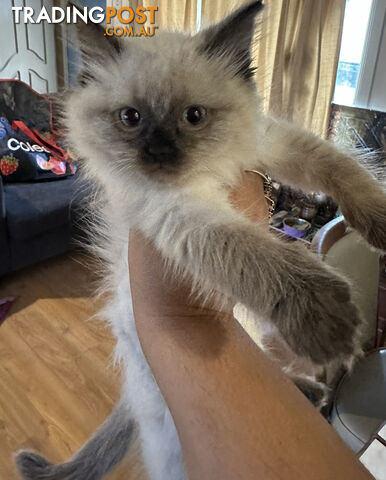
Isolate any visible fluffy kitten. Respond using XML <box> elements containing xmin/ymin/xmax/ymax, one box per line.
<box><xmin>16</xmin><ymin>2</ymin><xmax>386</xmax><ymax>479</ymax></box>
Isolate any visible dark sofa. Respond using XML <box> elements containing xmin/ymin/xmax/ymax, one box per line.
<box><xmin>0</xmin><ymin>174</ymin><xmax>90</xmax><ymax>276</ymax></box>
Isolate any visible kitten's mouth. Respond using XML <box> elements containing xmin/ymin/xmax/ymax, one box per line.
<box><xmin>143</xmin><ymin>162</ymin><xmax>180</xmax><ymax>176</ymax></box>
<box><xmin>140</xmin><ymin>153</ymin><xmax>182</xmax><ymax>178</ymax></box>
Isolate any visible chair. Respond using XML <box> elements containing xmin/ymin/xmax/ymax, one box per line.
<box><xmin>312</xmin><ymin>216</ymin><xmax>385</xmax><ymax>453</ymax></box>
<box><xmin>311</xmin><ymin>216</ymin><xmax>381</xmax><ymax>349</ymax></box>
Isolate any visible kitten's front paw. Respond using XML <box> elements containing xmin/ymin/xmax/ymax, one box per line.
<box><xmin>271</xmin><ymin>257</ymin><xmax>363</xmax><ymax>367</ymax></box>
<box><xmin>341</xmin><ymin>192</ymin><xmax>386</xmax><ymax>251</ymax></box>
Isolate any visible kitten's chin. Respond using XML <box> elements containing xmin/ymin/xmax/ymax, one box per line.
<box><xmin>139</xmin><ymin>162</ymin><xmax>183</xmax><ymax>182</ymax></box>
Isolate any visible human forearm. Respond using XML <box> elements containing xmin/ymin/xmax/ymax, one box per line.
<box><xmin>129</xmin><ymin>232</ymin><xmax>373</xmax><ymax>480</ymax></box>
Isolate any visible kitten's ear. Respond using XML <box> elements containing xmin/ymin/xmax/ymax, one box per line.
<box><xmin>73</xmin><ymin>21</ymin><xmax>122</xmax><ymax>85</ymax></box>
<box><xmin>67</xmin><ymin>0</ymin><xmax>122</xmax><ymax>85</ymax></box>
<box><xmin>67</xmin><ymin>0</ymin><xmax>121</xmax><ymax>61</ymax></box>
<box><xmin>75</xmin><ymin>21</ymin><xmax>122</xmax><ymax>64</ymax></box>
<box><xmin>197</xmin><ymin>0</ymin><xmax>264</xmax><ymax>80</ymax></box>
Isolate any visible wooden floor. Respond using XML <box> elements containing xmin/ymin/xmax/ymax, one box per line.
<box><xmin>0</xmin><ymin>254</ymin><xmax>145</xmax><ymax>480</ymax></box>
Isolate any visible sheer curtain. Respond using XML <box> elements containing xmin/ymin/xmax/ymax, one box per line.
<box><xmin>253</xmin><ymin>0</ymin><xmax>345</xmax><ymax>136</ymax></box>
<box><xmin>106</xmin><ymin>0</ymin><xmax>346</xmax><ymax>137</ymax></box>
<box><xmin>142</xmin><ymin>0</ymin><xmax>197</xmax><ymax>31</ymax></box>
<box><xmin>106</xmin><ymin>0</ymin><xmax>197</xmax><ymax>31</ymax></box>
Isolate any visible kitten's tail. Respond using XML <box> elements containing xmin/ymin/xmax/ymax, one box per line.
<box><xmin>15</xmin><ymin>401</ymin><xmax>137</xmax><ymax>480</ymax></box>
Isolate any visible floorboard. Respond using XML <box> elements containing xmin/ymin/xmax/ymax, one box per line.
<box><xmin>0</xmin><ymin>254</ymin><xmax>145</xmax><ymax>480</ymax></box>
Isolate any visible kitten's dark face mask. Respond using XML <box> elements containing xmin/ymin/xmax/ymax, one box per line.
<box><xmin>114</xmin><ymin>104</ymin><xmax>208</xmax><ymax>177</ymax></box>
<box><xmin>68</xmin><ymin>1</ymin><xmax>263</xmax><ymax>183</ymax></box>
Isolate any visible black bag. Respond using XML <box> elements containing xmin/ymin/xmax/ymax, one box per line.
<box><xmin>0</xmin><ymin>80</ymin><xmax>75</xmax><ymax>182</ymax></box>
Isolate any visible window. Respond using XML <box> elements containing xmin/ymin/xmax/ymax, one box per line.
<box><xmin>334</xmin><ymin>0</ymin><xmax>386</xmax><ymax>112</ymax></box>
<box><xmin>334</xmin><ymin>0</ymin><xmax>373</xmax><ymax>107</ymax></box>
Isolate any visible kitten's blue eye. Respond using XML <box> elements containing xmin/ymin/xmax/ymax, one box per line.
<box><xmin>120</xmin><ymin>108</ymin><xmax>141</xmax><ymax>127</ymax></box>
<box><xmin>183</xmin><ymin>105</ymin><xmax>206</xmax><ymax>126</ymax></box>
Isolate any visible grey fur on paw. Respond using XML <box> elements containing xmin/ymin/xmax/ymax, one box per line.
<box><xmin>342</xmin><ymin>195</ymin><xmax>386</xmax><ymax>252</ymax></box>
<box><xmin>292</xmin><ymin>376</ymin><xmax>330</xmax><ymax>409</ymax></box>
<box><xmin>271</xmin><ymin>259</ymin><xmax>364</xmax><ymax>367</ymax></box>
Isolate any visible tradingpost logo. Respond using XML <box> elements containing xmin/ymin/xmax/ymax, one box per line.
<box><xmin>12</xmin><ymin>5</ymin><xmax>158</xmax><ymax>38</ymax></box>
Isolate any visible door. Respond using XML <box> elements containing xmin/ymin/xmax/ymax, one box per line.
<box><xmin>0</xmin><ymin>0</ymin><xmax>58</xmax><ymax>93</ymax></box>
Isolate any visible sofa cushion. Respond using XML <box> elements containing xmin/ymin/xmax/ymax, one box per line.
<box><xmin>0</xmin><ymin>222</ymin><xmax>11</xmax><ymax>275</ymax></box>
<box><xmin>5</xmin><ymin>176</ymin><xmax>79</xmax><ymax>240</ymax></box>
<box><xmin>10</xmin><ymin>223</ymin><xmax>71</xmax><ymax>272</ymax></box>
